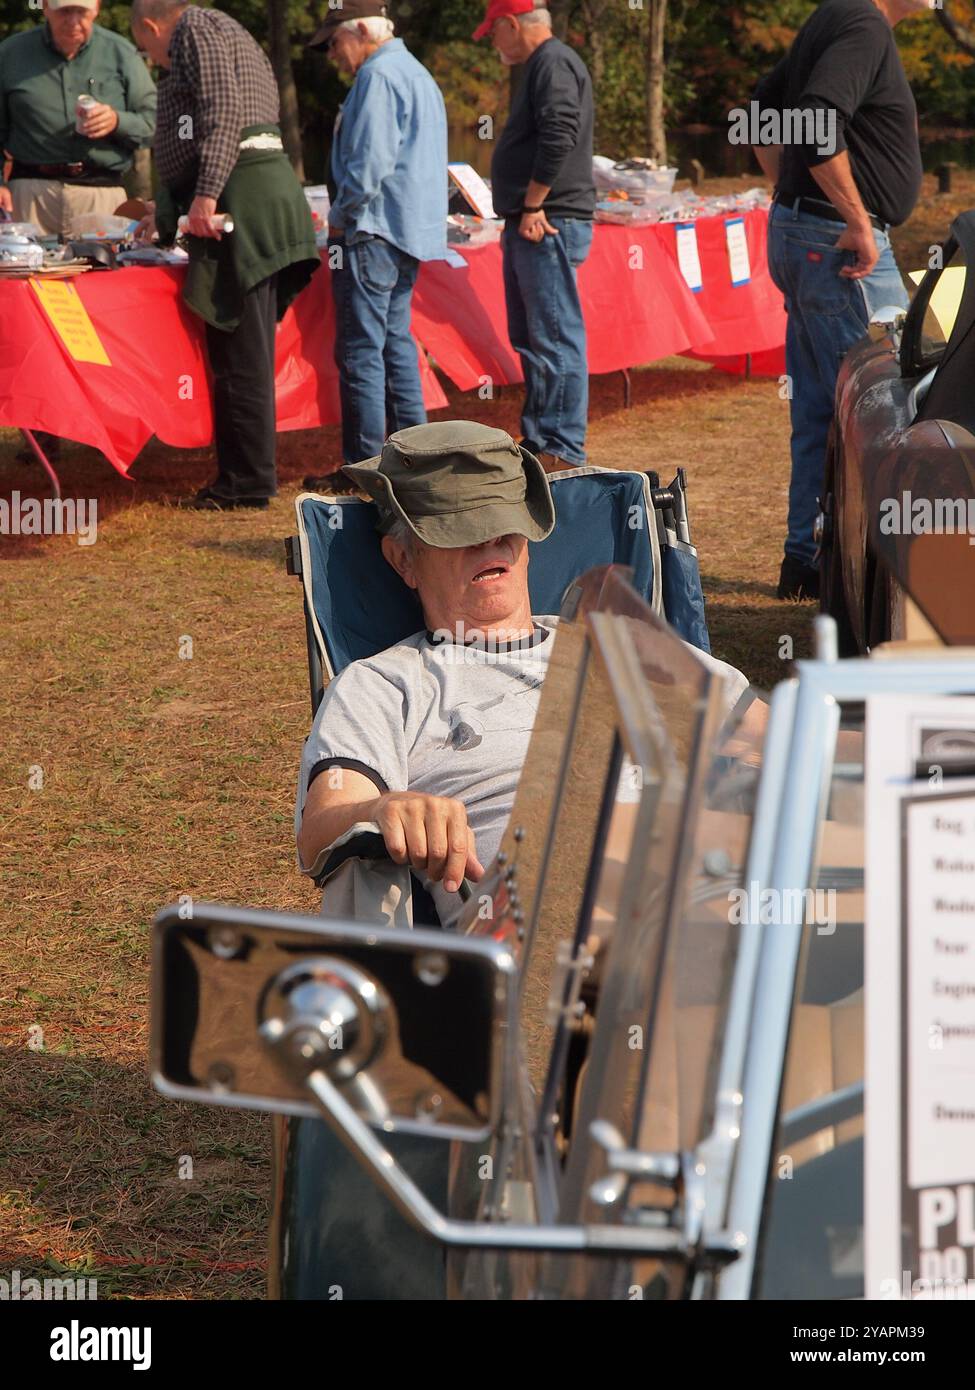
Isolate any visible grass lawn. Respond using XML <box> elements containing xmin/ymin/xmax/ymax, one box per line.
<box><xmin>0</xmin><ymin>170</ymin><xmax>961</xmax><ymax>1298</ymax></box>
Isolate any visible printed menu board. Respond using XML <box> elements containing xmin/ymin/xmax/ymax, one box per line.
<box><xmin>902</xmin><ymin>791</ymin><xmax>975</xmax><ymax>1290</ymax></box>
<box><xmin>866</xmin><ymin>696</ymin><xmax>975</xmax><ymax>1299</ymax></box>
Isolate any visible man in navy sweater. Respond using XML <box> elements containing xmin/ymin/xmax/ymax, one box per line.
<box><xmin>475</xmin><ymin>0</ymin><xmax>595</xmax><ymax>471</ymax></box>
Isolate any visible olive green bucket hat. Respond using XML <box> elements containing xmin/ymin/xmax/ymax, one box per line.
<box><xmin>342</xmin><ymin>421</ymin><xmax>556</xmax><ymax>548</ymax></box>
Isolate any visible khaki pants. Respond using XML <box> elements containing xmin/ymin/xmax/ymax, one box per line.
<box><xmin>10</xmin><ymin>179</ymin><xmax>126</xmax><ymax>238</ymax></box>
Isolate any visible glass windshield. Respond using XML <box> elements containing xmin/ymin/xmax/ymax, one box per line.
<box><xmin>619</xmin><ymin>689</ymin><xmax>767</xmax><ymax>1299</ymax></box>
<box><xmin>755</xmin><ymin>710</ymin><xmax>866</xmax><ymax>1300</ymax></box>
<box><xmin>912</xmin><ymin>239</ymin><xmax>967</xmax><ymax>374</ymax></box>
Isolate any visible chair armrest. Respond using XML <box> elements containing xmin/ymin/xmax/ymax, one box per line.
<box><xmin>302</xmin><ymin>820</ymin><xmax>387</xmax><ymax>888</ymax></box>
<box><xmin>303</xmin><ymin>821</ymin><xmax>472</xmax><ymax>901</ymax></box>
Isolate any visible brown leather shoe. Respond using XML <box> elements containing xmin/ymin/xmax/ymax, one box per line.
<box><xmin>536</xmin><ymin>451</ymin><xmax>576</xmax><ymax>473</ymax></box>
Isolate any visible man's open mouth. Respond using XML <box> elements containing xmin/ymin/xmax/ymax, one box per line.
<box><xmin>471</xmin><ymin>564</ymin><xmax>509</xmax><ymax>584</ymax></box>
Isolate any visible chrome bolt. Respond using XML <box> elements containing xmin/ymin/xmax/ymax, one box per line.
<box><xmin>415</xmin><ymin>951</ymin><xmax>449</xmax><ymax>987</ymax></box>
<box><xmin>208</xmin><ymin>926</ymin><xmax>242</xmax><ymax>960</ymax></box>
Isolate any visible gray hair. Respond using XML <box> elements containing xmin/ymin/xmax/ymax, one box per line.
<box><xmin>385</xmin><ymin>516</ymin><xmax>414</xmax><ymax>553</ymax></box>
<box><xmin>337</xmin><ymin>15</ymin><xmax>395</xmax><ymax>41</ymax></box>
<box><xmin>132</xmin><ymin>0</ymin><xmax>188</xmax><ymax>23</ymax></box>
<box><xmin>519</xmin><ymin>2</ymin><xmax>552</xmax><ymax>27</ymax></box>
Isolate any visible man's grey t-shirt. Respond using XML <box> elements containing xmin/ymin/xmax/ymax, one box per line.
<box><xmin>296</xmin><ymin>620</ymin><xmax>559</xmax><ymax>929</ymax></box>
<box><xmin>295</xmin><ymin>619</ymin><xmax>750</xmax><ymax>930</ymax></box>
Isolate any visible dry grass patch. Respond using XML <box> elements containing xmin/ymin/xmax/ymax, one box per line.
<box><xmin>0</xmin><ymin>219</ymin><xmax>815</xmax><ymax>1297</ymax></box>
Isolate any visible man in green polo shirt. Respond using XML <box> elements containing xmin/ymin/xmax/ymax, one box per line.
<box><xmin>0</xmin><ymin>0</ymin><xmax>156</xmax><ymax>237</ymax></box>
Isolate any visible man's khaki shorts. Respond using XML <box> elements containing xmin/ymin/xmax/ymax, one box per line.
<box><xmin>10</xmin><ymin>179</ymin><xmax>127</xmax><ymax>239</ymax></box>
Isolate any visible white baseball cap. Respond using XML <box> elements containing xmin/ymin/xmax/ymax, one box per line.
<box><xmin>46</xmin><ymin>0</ymin><xmax>99</xmax><ymax>10</ymax></box>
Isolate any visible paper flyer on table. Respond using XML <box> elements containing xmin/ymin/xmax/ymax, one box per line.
<box><xmin>675</xmin><ymin>223</ymin><xmax>703</xmax><ymax>293</ymax></box>
<box><xmin>726</xmin><ymin>216</ymin><xmax>751</xmax><ymax>286</ymax></box>
<box><xmin>447</xmin><ymin>164</ymin><xmax>496</xmax><ymax>220</ymax></box>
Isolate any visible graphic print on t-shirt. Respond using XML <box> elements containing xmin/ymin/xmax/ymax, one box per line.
<box><xmin>442</xmin><ymin>676</ymin><xmax>546</xmax><ymax>753</ymax></box>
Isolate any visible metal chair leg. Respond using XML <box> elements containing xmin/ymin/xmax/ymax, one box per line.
<box><xmin>20</xmin><ymin>429</ymin><xmax>62</xmax><ymax>500</ymax></box>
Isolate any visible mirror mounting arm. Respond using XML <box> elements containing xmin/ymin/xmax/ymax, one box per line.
<box><xmin>266</xmin><ymin>1024</ymin><xmax>692</xmax><ymax>1257</ymax></box>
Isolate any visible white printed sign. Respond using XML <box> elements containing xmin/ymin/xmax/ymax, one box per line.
<box><xmin>725</xmin><ymin>216</ymin><xmax>751</xmax><ymax>286</ymax></box>
<box><xmin>865</xmin><ymin>695</ymin><xmax>975</xmax><ymax>1299</ymax></box>
<box><xmin>447</xmin><ymin>163</ymin><xmax>496</xmax><ymax>220</ymax></box>
<box><xmin>905</xmin><ymin>792</ymin><xmax>975</xmax><ymax>1189</ymax></box>
<box><xmin>675</xmin><ymin>222</ymin><xmax>702</xmax><ymax>293</ymax></box>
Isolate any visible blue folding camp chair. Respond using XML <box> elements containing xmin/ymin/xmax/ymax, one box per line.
<box><xmin>277</xmin><ymin>462</ymin><xmax>711</xmax><ymax>1300</ymax></box>
<box><xmin>285</xmin><ymin>463</ymin><xmax>710</xmax><ymax>717</ymax></box>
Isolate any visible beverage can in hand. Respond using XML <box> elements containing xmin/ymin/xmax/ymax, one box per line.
<box><xmin>75</xmin><ymin>94</ymin><xmax>97</xmax><ymax>133</ymax></box>
<box><xmin>176</xmin><ymin>213</ymin><xmax>235</xmax><ymax>235</ymax></box>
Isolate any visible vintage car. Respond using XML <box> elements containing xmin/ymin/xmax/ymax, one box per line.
<box><xmin>151</xmin><ymin>547</ymin><xmax>975</xmax><ymax>1300</ymax></box>
<box><xmin>819</xmin><ymin>210</ymin><xmax>975</xmax><ymax>653</ymax></box>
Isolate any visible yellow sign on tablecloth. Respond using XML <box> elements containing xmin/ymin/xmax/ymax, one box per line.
<box><xmin>29</xmin><ymin>278</ymin><xmax>111</xmax><ymax>366</ymax></box>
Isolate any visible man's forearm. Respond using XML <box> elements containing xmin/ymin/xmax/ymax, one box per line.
<box><xmin>523</xmin><ymin>179</ymin><xmax>551</xmax><ymax>209</ymax></box>
<box><xmin>298</xmin><ymin>791</ymin><xmax>384</xmax><ymax>870</ymax></box>
<box><xmin>809</xmin><ymin>150</ymin><xmax>870</xmax><ymax>226</ymax></box>
<box><xmin>752</xmin><ymin>143</ymin><xmax>781</xmax><ymax>184</ymax></box>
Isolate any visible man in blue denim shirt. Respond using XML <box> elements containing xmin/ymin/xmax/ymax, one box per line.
<box><xmin>306</xmin><ymin>0</ymin><xmax>447</xmax><ymax>479</ymax></box>
<box><xmin>753</xmin><ymin>0</ymin><xmax>930</xmax><ymax>600</ymax></box>
<box><xmin>475</xmin><ymin>0</ymin><xmax>595</xmax><ymax>471</ymax></box>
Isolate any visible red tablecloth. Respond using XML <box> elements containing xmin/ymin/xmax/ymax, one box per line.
<box><xmin>0</xmin><ymin>209</ymin><xmax>785</xmax><ymax>476</ymax></box>
<box><xmin>413</xmin><ymin>208</ymin><xmax>786</xmax><ymax>387</ymax></box>
<box><xmin>0</xmin><ymin>262</ymin><xmax>448</xmax><ymax>473</ymax></box>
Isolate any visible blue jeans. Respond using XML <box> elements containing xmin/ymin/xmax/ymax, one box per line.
<box><xmin>501</xmin><ymin>216</ymin><xmax>594</xmax><ymax>465</ymax></box>
<box><xmin>330</xmin><ymin>233</ymin><xmax>426</xmax><ymax>465</ymax></box>
<box><xmin>767</xmin><ymin>202</ymin><xmax>909</xmax><ymax>565</ymax></box>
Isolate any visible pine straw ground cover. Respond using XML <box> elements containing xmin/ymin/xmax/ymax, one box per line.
<box><xmin>0</xmin><ymin>172</ymin><xmax>957</xmax><ymax>1298</ymax></box>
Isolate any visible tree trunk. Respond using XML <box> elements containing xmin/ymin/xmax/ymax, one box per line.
<box><xmin>938</xmin><ymin>0</ymin><xmax>975</xmax><ymax>58</ymax></box>
<box><xmin>579</xmin><ymin>0</ymin><xmax>607</xmax><ymax>148</ymax></box>
<box><xmin>130</xmin><ymin>147</ymin><xmax>152</xmax><ymax>201</ymax></box>
<box><xmin>268</xmin><ymin>0</ymin><xmax>305</xmax><ymax>180</ymax></box>
<box><xmin>549</xmin><ymin>0</ymin><xmax>571</xmax><ymax>41</ymax></box>
<box><xmin>646</xmin><ymin>0</ymin><xmax>668</xmax><ymax>163</ymax></box>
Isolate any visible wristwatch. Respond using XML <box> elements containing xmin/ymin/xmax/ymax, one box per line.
<box><xmin>522</xmin><ymin>204</ymin><xmax>544</xmax><ymax>214</ymax></box>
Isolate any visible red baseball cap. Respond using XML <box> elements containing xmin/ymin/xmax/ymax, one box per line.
<box><xmin>472</xmin><ymin>0</ymin><xmax>536</xmax><ymax>41</ymax></box>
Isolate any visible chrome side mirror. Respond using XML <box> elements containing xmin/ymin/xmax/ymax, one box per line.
<box><xmin>868</xmin><ymin>305</ymin><xmax>907</xmax><ymax>342</ymax></box>
<box><xmin>151</xmin><ymin>902</ymin><xmax>515</xmax><ymax>1141</ymax></box>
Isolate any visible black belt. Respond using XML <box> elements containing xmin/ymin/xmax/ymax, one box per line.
<box><xmin>775</xmin><ymin>191</ymin><xmax>887</xmax><ymax>233</ymax></box>
<box><xmin>8</xmin><ymin>160</ymin><xmax>121</xmax><ymax>187</ymax></box>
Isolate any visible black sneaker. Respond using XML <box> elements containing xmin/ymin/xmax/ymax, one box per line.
<box><xmin>302</xmin><ymin>470</ymin><xmax>345</xmax><ymax>490</ymax></box>
<box><xmin>777</xmin><ymin>553</ymin><xmax>820</xmax><ymax>601</ymax></box>
<box><xmin>518</xmin><ymin>438</ymin><xmax>544</xmax><ymax>458</ymax></box>
<box><xmin>178</xmin><ymin>487</ymin><xmax>270</xmax><ymax>511</ymax></box>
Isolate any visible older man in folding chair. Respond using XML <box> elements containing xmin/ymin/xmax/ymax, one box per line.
<box><xmin>296</xmin><ymin>420</ymin><xmax>748</xmax><ymax>930</ymax></box>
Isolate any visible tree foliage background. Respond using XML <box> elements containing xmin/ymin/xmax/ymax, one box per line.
<box><xmin>2</xmin><ymin>0</ymin><xmax>973</xmax><ymax>176</ymax></box>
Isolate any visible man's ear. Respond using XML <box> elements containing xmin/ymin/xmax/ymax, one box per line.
<box><xmin>381</xmin><ymin>534</ymin><xmax>418</xmax><ymax>590</ymax></box>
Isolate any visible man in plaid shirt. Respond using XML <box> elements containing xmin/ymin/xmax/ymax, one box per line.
<box><xmin>132</xmin><ymin>0</ymin><xmax>317</xmax><ymax>509</ymax></box>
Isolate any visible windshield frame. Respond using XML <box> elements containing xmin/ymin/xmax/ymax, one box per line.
<box><xmin>715</xmin><ymin>643</ymin><xmax>975</xmax><ymax>1300</ymax></box>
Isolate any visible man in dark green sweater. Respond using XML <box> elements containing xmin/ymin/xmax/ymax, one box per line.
<box><xmin>132</xmin><ymin>0</ymin><xmax>318</xmax><ymax>511</ymax></box>
<box><xmin>0</xmin><ymin>0</ymin><xmax>156</xmax><ymax>236</ymax></box>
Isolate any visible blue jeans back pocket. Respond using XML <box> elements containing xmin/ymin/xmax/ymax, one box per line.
<box><xmin>355</xmin><ymin>235</ymin><xmax>399</xmax><ymax>294</ymax></box>
<box><xmin>786</xmin><ymin>238</ymin><xmax>856</xmax><ymax>316</ymax></box>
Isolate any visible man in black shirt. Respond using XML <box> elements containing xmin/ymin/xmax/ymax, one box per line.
<box><xmin>752</xmin><ymin>0</ymin><xmax>930</xmax><ymax>599</ymax></box>
<box><xmin>474</xmin><ymin>0</ymin><xmax>595</xmax><ymax>470</ymax></box>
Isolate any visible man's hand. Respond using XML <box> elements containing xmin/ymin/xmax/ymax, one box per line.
<box><xmin>374</xmin><ymin>791</ymin><xmax>484</xmax><ymax>894</ymax></box>
<box><xmin>0</xmin><ymin>185</ymin><xmax>12</xmax><ymax>218</ymax></box>
<box><xmin>134</xmin><ymin>201</ymin><xmax>157</xmax><ymax>244</ymax></box>
<box><xmin>79</xmin><ymin>102</ymin><xmax>119</xmax><ymax>140</ymax></box>
<box><xmin>836</xmin><ymin>218</ymin><xmax>879</xmax><ymax>280</ymax></box>
<box><xmin>518</xmin><ymin>208</ymin><xmax>558</xmax><ymax>242</ymax></box>
<box><xmin>809</xmin><ymin>150</ymin><xmax>878</xmax><ymax>280</ymax></box>
<box><xmin>186</xmin><ymin>195</ymin><xmax>221</xmax><ymax>239</ymax></box>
